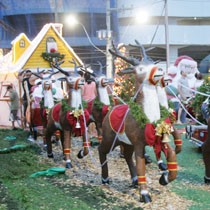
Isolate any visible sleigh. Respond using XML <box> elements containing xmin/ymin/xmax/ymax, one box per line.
<box><xmin>186</xmin><ymin>124</ymin><xmax>208</xmax><ymax>147</ymax></box>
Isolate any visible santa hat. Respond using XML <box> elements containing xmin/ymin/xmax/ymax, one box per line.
<box><xmin>174</xmin><ymin>55</ymin><xmax>193</xmax><ymax>67</ymax></box>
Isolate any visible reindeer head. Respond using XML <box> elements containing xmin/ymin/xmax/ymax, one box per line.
<box><xmin>93</xmin><ymin>61</ymin><xmax>114</xmax><ymax>88</ymax></box>
<box><xmin>110</xmin><ymin>40</ymin><xmax>164</xmax><ymax>85</ymax></box>
<box><xmin>31</xmin><ymin>68</ymin><xmax>59</xmax><ymax>90</ymax></box>
<box><xmin>52</xmin><ymin>59</ymin><xmax>85</xmax><ymax>91</ymax></box>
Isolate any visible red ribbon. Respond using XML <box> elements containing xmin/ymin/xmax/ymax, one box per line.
<box><xmin>66</xmin><ymin>109</ymin><xmax>90</xmax><ymax>136</ymax></box>
<box><xmin>145</xmin><ymin>123</ymin><xmax>169</xmax><ymax>159</ymax></box>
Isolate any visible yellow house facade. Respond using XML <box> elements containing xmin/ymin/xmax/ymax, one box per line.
<box><xmin>0</xmin><ymin>23</ymin><xmax>83</xmax><ymax>126</ymax></box>
<box><xmin>12</xmin><ymin>23</ymin><xmax>83</xmax><ymax>71</ymax></box>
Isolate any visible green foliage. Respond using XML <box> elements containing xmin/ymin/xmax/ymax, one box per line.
<box><xmin>0</xmin><ymin>129</ymin><xmax>142</xmax><ymax>210</ymax></box>
<box><xmin>61</xmin><ymin>99</ymin><xmax>87</xmax><ymax>113</ymax></box>
<box><xmin>61</xmin><ymin>99</ymin><xmax>72</xmax><ymax>112</ymax></box>
<box><xmin>128</xmin><ymin>100</ymin><xmax>149</xmax><ymax>128</ymax></box>
<box><xmin>191</xmin><ymin>77</ymin><xmax>210</xmax><ymax>120</ymax></box>
<box><xmin>128</xmin><ymin>101</ymin><xmax>171</xmax><ymax>128</ymax></box>
<box><xmin>93</xmin><ymin>97</ymin><xmax>113</xmax><ymax>110</ymax></box>
<box><xmin>169</xmin><ymin>130</ymin><xmax>210</xmax><ymax>209</ymax></box>
<box><xmin>156</xmin><ymin>105</ymin><xmax>171</xmax><ymax>125</ymax></box>
<box><xmin>93</xmin><ymin>97</ymin><xmax>104</xmax><ymax>110</ymax></box>
<box><xmin>41</xmin><ymin>52</ymin><xmax>65</xmax><ymax>63</ymax></box>
<box><xmin>168</xmin><ymin>100</ymin><xmax>175</xmax><ymax>109</ymax></box>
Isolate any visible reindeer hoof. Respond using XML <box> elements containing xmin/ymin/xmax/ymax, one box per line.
<box><xmin>120</xmin><ymin>153</ymin><xmax>124</xmax><ymax>158</ymax></box>
<box><xmin>140</xmin><ymin>194</ymin><xmax>152</xmax><ymax>203</ymax></box>
<box><xmin>159</xmin><ymin>171</ymin><xmax>169</xmax><ymax>186</ymax></box>
<box><xmin>129</xmin><ymin>180</ymin><xmax>138</xmax><ymax>188</ymax></box>
<box><xmin>77</xmin><ymin>150</ymin><xmax>84</xmax><ymax>159</ymax></box>
<box><xmin>145</xmin><ymin>154</ymin><xmax>152</xmax><ymax>164</ymax></box>
<box><xmin>47</xmin><ymin>153</ymin><xmax>54</xmax><ymax>158</ymax></box>
<box><xmin>158</xmin><ymin>162</ymin><xmax>167</xmax><ymax>171</ymax></box>
<box><xmin>204</xmin><ymin>176</ymin><xmax>210</xmax><ymax>184</ymax></box>
<box><xmin>66</xmin><ymin>162</ymin><xmax>73</xmax><ymax>169</ymax></box>
<box><xmin>102</xmin><ymin>177</ymin><xmax>110</xmax><ymax>185</ymax></box>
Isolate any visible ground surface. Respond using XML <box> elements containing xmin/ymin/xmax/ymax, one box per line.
<box><xmin>0</xmin><ymin>126</ymin><xmax>210</xmax><ymax>209</ymax></box>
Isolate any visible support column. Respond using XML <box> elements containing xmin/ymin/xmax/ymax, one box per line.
<box><xmin>169</xmin><ymin>46</ymin><xmax>179</xmax><ymax>65</ymax></box>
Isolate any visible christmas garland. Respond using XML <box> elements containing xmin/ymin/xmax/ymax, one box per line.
<box><xmin>61</xmin><ymin>99</ymin><xmax>87</xmax><ymax>113</ymax></box>
<box><xmin>93</xmin><ymin>98</ymin><xmax>104</xmax><ymax>110</ymax></box>
<box><xmin>93</xmin><ymin>96</ymin><xmax>113</xmax><ymax>110</ymax></box>
<box><xmin>191</xmin><ymin>77</ymin><xmax>210</xmax><ymax>121</ymax></box>
<box><xmin>128</xmin><ymin>100</ymin><xmax>172</xmax><ymax>129</ymax></box>
<box><xmin>42</xmin><ymin>52</ymin><xmax>65</xmax><ymax>63</ymax></box>
<box><xmin>128</xmin><ymin>100</ymin><xmax>149</xmax><ymax>129</ymax></box>
<box><xmin>156</xmin><ymin>105</ymin><xmax>171</xmax><ymax>125</ymax></box>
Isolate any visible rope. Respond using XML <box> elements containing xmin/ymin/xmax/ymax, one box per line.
<box><xmin>101</xmin><ymin>107</ymin><xmax>130</xmax><ymax>168</ymax></box>
<box><xmin>107</xmin><ymin>85</ymin><xmax>126</xmax><ymax>105</ymax></box>
<box><xmin>132</xmin><ymin>84</ymin><xmax>143</xmax><ymax>102</ymax></box>
<box><xmin>167</xmin><ymin>86</ymin><xmax>207</xmax><ymax>126</ymax></box>
<box><xmin>178</xmin><ymin>82</ymin><xmax>210</xmax><ymax>97</ymax></box>
<box><xmin>80</xmin><ymin>101</ymin><xmax>99</xmax><ymax>166</ymax></box>
<box><xmin>99</xmin><ymin>84</ymin><xmax>143</xmax><ymax>168</ymax></box>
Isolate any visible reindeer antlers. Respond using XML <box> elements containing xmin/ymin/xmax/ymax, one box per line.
<box><xmin>129</xmin><ymin>40</ymin><xmax>154</xmax><ymax>64</ymax></box>
<box><xmin>109</xmin><ymin>41</ymin><xmax>140</xmax><ymax>66</ymax></box>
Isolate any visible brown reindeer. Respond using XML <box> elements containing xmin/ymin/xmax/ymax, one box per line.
<box><xmin>46</xmin><ymin>60</ymin><xmax>89</xmax><ymax>169</ymax></box>
<box><xmin>98</xmin><ymin>41</ymin><xmax>178</xmax><ymax>203</ymax></box>
<box><xmin>82</xmin><ymin>62</ymin><xmax>114</xmax><ymax>143</ymax></box>
<box><xmin>202</xmin><ymin>117</ymin><xmax>210</xmax><ymax>184</ymax></box>
<box><xmin>26</xmin><ymin>69</ymin><xmax>62</xmax><ymax>141</ymax></box>
<box><xmin>155</xmin><ymin>81</ymin><xmax>182</xmax><ymax>170</ymax></box>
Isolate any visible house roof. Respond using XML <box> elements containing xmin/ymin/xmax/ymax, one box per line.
<box><xmin>0</xmin><ymin>23</ymin><xmax>84</xmax><ymax>73</ymax></box>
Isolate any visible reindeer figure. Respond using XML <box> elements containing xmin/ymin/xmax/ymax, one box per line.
<box><xmin>202</xmin><ymin>118</ymin><xmax>210</xmax><ymax>184</ymax></box>
<box><xmin>27</xmin><ymin>69</ymin><xmax>62</xmax><ymax>141</ymax></box>
<box><xmin>82</xmin><ymin>62</ymin><xmax>113</xmax><ymax>143</ymax></box>
<box><xmin>156</xmin><ymin>79</ymin><xmax>182</xmax><ymax>167</ymax></box>
<box><xmin>98</xmin><ymin>41</ymin><xmax>178</xmax><ymax>203</ymax></box>
<box><xmin>46</xmin><ymin>60</ymin><xmax>89</xmax><ymax>169</ymax></box>
<box><xmin>125</xmin><ymin>40</ymin><xmax>182</xmax><ymax>169</ymax></box>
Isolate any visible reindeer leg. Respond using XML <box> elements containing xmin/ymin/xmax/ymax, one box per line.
<box><xmin>42</xmin><ymin>127</ymin><xmax>48</xmax><ymax>149</ymax></box>
<box><xmin>172</xmin><ymin>126</ymin><xmax>182</xmax><ymax>154</ymax></box>
<box><xmin>77</xmin><ymin>135</ymin><xmax>90</xmax><ymax>159</ymax></box>
<box><xmin>202</xmin><ymin>118</ymin><xmax>210</xmax><ymax>184</ymax></box>
<box><xmin>33</xmin><ymin>126</ymin><xmax>38</xmax><ymax>140</ymax></box>
<box><xmin>55</xmin><ymin>130</ymin><xmax>60</xmax><ymax>146</ymax></box>
<box><xmin>98</xmin><ymin>143</ymin><xmax>109</xmax><ymax>184</ymax></box>
<box><xmin>135</xmin><ymin>151</ymin><xmax>152</xmax><ymax>203</ymax></box>
<box><xmin>123</xmin><ymin>144</ymin><xmax>137</xmax><ymax>188</ymax></box>
<box><xmin>97</xmin><ymin>126</ymin><xmax>103</xmax><ymax>144</ymax></box>
<box><xmin>46</xmin><ymin>128</ymin><xmax>54</xmax><ymax>159</ymax></box>
<box><xmin>159</xmin><ymin>143</ymin><xmax>177</xmax><ymax>186</ymax></box>
<box><xmin>63</xmin><ymin>130</ymin><xmax>73</xmax><ymax>169</ymax></box>
<box><xmin>153</xmin><ymin>147</ymin><xmax>168</xmax><ymax>171</ymax></box>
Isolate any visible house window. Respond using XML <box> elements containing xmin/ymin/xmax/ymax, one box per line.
<box><xmin>19</xmin><ymin>39</ymin><xmax>25</xmax><ymax>48</ymax></box>
<box><xmin>46</xmin><ymin>37</ymin><xmax>58</xmax><ymax>53</ymax></box>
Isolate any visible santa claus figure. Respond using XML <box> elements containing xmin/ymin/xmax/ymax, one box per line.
<box><xmin>166</xmin><ymin>56</ymin><xmax>203</xmax><ymax>123</ymax></box>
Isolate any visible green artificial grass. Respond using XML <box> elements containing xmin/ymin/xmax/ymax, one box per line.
<box><xmin>146</xmin><ymin>125</ymin><xmax>210</xmax><ymax>210</ymax></box>
<box><xmin>0</xmin><ymin>129</ymin><xmax>142</xmax><ymax>210</ymax></box>
<box><xmin>1</xmin><ymin>126</ymin><xmax>209</xmax><ymax>209</ymax></box>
